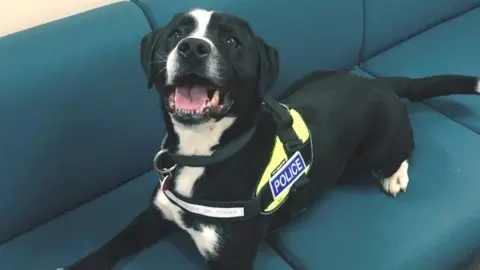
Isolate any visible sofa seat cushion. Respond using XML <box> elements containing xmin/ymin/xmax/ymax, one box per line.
<box><xmin>0</xmin><ymin>170</ymin><xmax>292</xmax><ymax>270</ymax></box>
<box><xmin>273</xmin><ymin>68</ymin><xmax>480</xmax><ymax>270</ymax></box>
<box><xmin>133</xmin><ymin>0</ymin><xmax>363</xmax><ymax>97</ymax></box>
<box><xmin>362</xmin><ymin>7</ymin><xmax>480</xmax><ymax>134</ymax></box>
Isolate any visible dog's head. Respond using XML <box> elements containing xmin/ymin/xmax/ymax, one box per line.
<box><xmin>140</xmin><ymin>9</ymin><xmax>279</xmax><ymax>126</ymax></box>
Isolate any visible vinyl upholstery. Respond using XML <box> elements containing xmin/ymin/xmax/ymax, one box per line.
<box><xmin>0</xmin><ymin>1</ymin><xmax>479</xmax><ymax>269</ymax></box>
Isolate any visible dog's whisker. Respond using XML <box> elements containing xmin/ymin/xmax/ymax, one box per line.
<box><xmin>148</xmin><ymin>60</ymin><xmax>166</xmax><ymax>65</ymax></box>
<box><xmin>157</xmin><ymin>66</ymin><xmax>166</xmax><ymax>76</ymax></box>
<box><xmin>155</xmin><ymin>52</ymin><xmax>167</xmax><ymax>60</ymax></box>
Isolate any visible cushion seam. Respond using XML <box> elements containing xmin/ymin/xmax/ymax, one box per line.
<box><xmin>266</xmin><ymin>233</ymin><xmax>306</xmax><ymax>270</ymax></box>
<box><xmin>359</xmin><ymin>3</ymin><xmax>480</xmax><ymax>63</ymax></box>
<box><xmin>356</xmin><ymin>0</ymin><xmax>367</xmax><ymax>65</ymax></box>
<box><xmin>359</xmin><ymin>67</ymin><xmax>480</xmax><ymax>136</ymax></box>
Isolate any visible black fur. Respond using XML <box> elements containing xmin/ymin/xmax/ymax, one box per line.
<box><xmin>61</xmin><ymin>10</ymin><xmax>479</xmax><ymax>270</ymax></box>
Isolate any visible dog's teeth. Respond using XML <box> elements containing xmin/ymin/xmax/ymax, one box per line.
<box><xmin>211</xmin><ymin>89</ymin><xmax>220</xmax><ymax>105</ymax></box>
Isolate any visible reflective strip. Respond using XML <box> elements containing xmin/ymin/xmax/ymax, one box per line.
<box><xmin>164</xmin><ymin>190</ymin><xmax>245</xmax><ymax>218</ymax></box>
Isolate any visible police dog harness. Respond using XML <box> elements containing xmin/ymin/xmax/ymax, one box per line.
<box><xmin>154</xmin><ymin>95</ymin><xmax>313</xmax><ymax>221</ymax></box>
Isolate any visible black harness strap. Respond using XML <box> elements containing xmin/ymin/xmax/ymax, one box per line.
<box><xmin>263</xmin><ymin>96</ymin><xmax>304</xmax><ymax>153</ymax></box>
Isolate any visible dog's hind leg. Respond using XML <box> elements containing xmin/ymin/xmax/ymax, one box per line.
<box><xmin>368</xmin><ymin>111</ymin><xmax>414</xmax><ymax>197</ymax></box>
<box><xmin>369</xmin><ymin>127</ymin><xmax>414</xmax><ymax>197</ymax></box>
<box><xmin>380</xmin><ymin>159</ymin><xmax>410</xmax><ymax>196</ymax></box>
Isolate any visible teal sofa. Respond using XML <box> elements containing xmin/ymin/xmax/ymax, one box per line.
<box><xmin>1</xmin><ymin>1</ymin><xmax>479</xmax><ymax>269</ymax></box>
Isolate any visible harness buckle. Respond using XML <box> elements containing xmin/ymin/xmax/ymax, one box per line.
<box><xmin>284</xmin><ymin>138</ymin><xmax>303</xmax><ymax>153</ymax></box>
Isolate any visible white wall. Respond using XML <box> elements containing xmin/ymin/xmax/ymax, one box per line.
<box><xmin>0</xmin><ymin>0</ymin><xmax>125</xmax><ymax>37</ymax></box>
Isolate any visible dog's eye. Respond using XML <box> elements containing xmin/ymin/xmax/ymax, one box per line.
<box><xmin>225</xmin><ymin>36</ymin><xmax>240</xmax><ymax>48</ymax></box>
<box><xmin>168</xmin><ymin>30</ymin><xmax>183</xmax><ymax>40</ymax></box>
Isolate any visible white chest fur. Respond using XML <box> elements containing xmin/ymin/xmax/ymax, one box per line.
<box><xmin>153</xmin><ymin>191</ymin><xmax>221</xmax><ymax>258</ymax></box>
<box><xmin>153</xmin><ymin>116</ymin><xmax>235</xmax><ymax>258</ymax></box>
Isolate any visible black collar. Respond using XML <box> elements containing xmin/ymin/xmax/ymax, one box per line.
<box><xmin>163</xmin><ymin>124</ymin><xmax>256</xmax><ymax>167</ymax></box>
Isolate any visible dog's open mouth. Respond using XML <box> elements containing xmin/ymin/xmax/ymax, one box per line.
<box><xmin>170</xmin><ymin>86</ymin><xmax>224</xmax><ymax>113</ymax></box>
<box><xmin>166</xmin><ymin>75</ymin><xmax>232</xmax><ymax>118</ymax></box>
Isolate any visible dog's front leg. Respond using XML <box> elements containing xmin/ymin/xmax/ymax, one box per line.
<box><xmin>59</xmin><ymin>205</ymin><xmax>175</xmax><ymax>270</ymax></box>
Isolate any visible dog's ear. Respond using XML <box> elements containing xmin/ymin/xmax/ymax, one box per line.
<box><xmin>140</xmin><ymin>13</ymin><xmax>185</xmax><ymax>89</ymax></box>
<box><xmin>256</xmin><ymin>37</ymin><xmax>279</xmax><ymax>96</ymax></box>
<box><xmin>140</xmin><ymin>28</ymin><xmax>164</xmax><ymax>89</ymax></box>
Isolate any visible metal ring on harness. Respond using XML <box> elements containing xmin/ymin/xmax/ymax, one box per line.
<box><xmin>153</xmin><ymin>149</ymin><xmax>177</xmax><ymax>175</ymax></box>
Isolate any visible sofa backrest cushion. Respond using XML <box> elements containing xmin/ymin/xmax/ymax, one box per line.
<box><xmin>360</xmin><ymin>0</ymin><xmax>480</xmax><ymax>60</ymax></box>
<box><xmin>0</xmin><ymin>2</ymin><xmax>163</xmax><ymax>242</ymax></box>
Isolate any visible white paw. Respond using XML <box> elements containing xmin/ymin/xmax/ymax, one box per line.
<box><xmin>381</xmin><ymin>160</ymin><xmax>409</xmax><ymax>197</ymax></box>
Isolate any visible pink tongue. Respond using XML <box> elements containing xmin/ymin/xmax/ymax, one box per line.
<box><xmin>174</xmin><ymin>86</ymin><xmax>209</xmax><ymax>111</ymax></box>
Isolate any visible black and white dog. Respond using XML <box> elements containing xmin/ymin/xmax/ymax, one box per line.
<box><xmin>60</xmin><ymin>8</ymin><xmax>480</xmax><ymax>270</ymax></box>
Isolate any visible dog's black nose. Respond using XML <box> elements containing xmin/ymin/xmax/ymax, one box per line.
<box><xmin>177</xmin><ymin>38</ymin><xmax>211</xmax><ymax>58</ymax></box>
